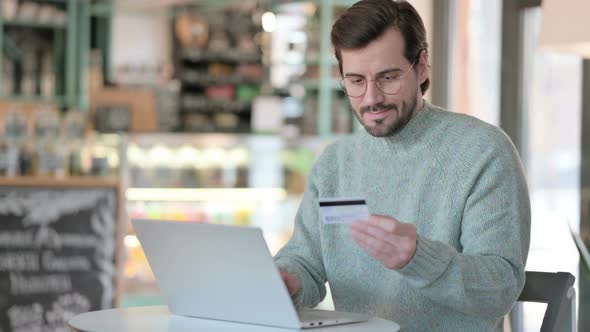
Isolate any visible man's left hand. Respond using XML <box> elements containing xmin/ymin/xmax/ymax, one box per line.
<box><xmin>350</xmin><ymin>214</ymin><xmax>418</xmax><ymax>270</ymax></box>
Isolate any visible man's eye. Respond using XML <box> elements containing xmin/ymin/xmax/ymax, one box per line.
<box><xmin>381</xmin><ymin>74</ymin><xmax>401</xmax><ymax>81</ymax></box>
<box><xmin>349</xmin><ymin>78</ymin><xmax>365</xmax><ymax>85</ymax></box>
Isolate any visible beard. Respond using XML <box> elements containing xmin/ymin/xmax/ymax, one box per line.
<box><xmin>353</xmin><ymin>97</ymin><xmax>419</xmax><ymax>137</ymax></box>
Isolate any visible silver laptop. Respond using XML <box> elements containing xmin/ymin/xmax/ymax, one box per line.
<box><xmin>132</xmin><ymin>219</ymin><xmax>371</xmax><ymax>329</ymax></box>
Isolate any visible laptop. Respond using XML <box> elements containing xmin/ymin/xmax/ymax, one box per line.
<box><xmin>132</xmin><ymin>219</ymin><xmax>372</xmax><ymax>329</ymax></box>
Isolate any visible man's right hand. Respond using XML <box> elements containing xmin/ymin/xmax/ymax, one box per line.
<box><xmin>280</xmin><ymin>271</ymin><xmax>301</xmax><ymax>296</ymax></box>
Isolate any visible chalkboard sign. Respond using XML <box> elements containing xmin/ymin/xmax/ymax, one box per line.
<box><xmin>0</xmin><ymin>186</ymin><xmax>118</xmax><ymax>332</ymax></box>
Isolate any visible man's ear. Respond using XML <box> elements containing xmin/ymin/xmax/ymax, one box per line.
<box><xmin>417</xmin><ymin>50</ymin><xmax>430</xmax><ymax>85</ymax></box>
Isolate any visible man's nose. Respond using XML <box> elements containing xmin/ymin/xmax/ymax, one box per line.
<box><xmin>362</xmin><ymin>80</ymin><xmax>384</xmax><ymax>107</ymax></box>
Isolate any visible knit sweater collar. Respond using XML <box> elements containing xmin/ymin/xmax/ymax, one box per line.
<box><xmin>359</xmin><ymin>99</ymin><xmax>436</xmax><ymax>150</ymax></box>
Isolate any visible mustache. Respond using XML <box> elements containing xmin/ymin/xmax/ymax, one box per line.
<box><xmin>360</xmin><ymin>103</ymin><xmax>398</xmax><ymax>114</ymax></box>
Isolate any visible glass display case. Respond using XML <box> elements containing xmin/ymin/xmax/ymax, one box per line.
<box><xmin>116</xmin><ymin>133</ymin><xmax>330</xmax><ymax>303</ymax></box>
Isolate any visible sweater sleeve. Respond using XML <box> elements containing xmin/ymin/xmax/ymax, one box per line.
<box><xmin>273</xmin><ymin>167</ymin><xmax>327</xmax><ymax>308</ymax></box>
<box><xmin>398</xmin><ymin>133</ymin><xmax>531</xmax><ymax>318</ymax></box>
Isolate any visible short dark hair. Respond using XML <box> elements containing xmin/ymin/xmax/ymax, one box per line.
<box><xmin>331</xmin><ymin>0</ymin><xmax>430</xmax><ymax>95</ymax></box>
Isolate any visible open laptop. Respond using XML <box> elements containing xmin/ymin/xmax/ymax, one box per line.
<box><xmin>132</xmin><ymin>219</ymin><xmax>372</xmax><ymax>329</ymax></box>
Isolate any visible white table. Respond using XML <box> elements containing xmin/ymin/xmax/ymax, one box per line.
<box><xmin>69</xmin><ymin>306</ymin><xmax>401</xmax><ymax>332</ymax></box>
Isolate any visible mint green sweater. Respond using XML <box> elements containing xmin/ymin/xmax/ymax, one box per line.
<box><xmin>274</xmin><ymin>101</ymin><xmax>531</xmax><ymax>331</ymax></box>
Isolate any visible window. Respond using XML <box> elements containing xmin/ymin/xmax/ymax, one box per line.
<box><xmin>520</xmin><ymin>6</ymin><xmax>582</xmax><ymax>331</ymax></box>
<box><xmin>450</xmin><ymin>0</ymin><xmax>502</xmax><ymax>125</ymax></box>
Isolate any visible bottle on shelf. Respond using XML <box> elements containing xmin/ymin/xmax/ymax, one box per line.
<box><xmin>21</xmin><ymin>51</ymin><xmax>37</xmax><ymax>96</ymax></box>
<box><xmin>40</xmin><ymin>51</ymin><xmax>55</xmax><ymax>98</ymax></box>
<box><xmin>1</xmin><ymin>56</ymin><xmax>15</xmax><ymax>96</ymax></box>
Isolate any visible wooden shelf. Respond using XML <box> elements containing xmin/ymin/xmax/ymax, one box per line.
<box><xmin>182</xmin><ymin>49</ymin><xmax>261</xmax><ymax>63</ymax></box>
<box><xmin>181</xmin><ymin>72</ymin><xmax>262</xmax><ymax>85</ymax></box>
<box><xmin>0</xmin><ymin>94</ymin><xmax>67</xmax><ymax>107</ymax></box>
<box><xmin>181</xmin><ymin>96</ymin><xmax>251</xmax><ymax>113</ymax></box>
<box><xmin>0</xmin><ymin>176</ymin><xmax>119</xmax><ymax>188</ymax></box>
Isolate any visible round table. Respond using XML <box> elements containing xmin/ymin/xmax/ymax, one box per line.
<box><xmin>69</xmin><ymin>306</ymin><xmax>401</xmax><ymax>332</ymax></box>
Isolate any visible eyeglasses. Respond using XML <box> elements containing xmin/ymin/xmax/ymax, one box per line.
<box><xmin>340</xmin><ymin>62</ymin><xmax>415</xmax><ymax>98</ymax></box>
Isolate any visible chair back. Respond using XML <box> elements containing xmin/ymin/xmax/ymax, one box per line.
<box><xmin>517</xmin><ymin>271</ymin><xmax>576</xmax><ymax>332</ymax></box>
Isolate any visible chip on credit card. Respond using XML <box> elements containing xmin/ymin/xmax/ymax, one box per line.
<box><xmin>319</xmin><ymin>197</ymin><xmax>369</xmax><ymax>224</ymax></box>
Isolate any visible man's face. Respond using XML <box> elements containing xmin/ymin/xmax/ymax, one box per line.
<box><xmin>340</xmin><ymin>27</ymin><xmax>426</xmax><ymax>137</ymax></box>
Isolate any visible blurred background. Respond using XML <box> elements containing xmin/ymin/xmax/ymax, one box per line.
<box><xmin>0</xmin><ymin>0</ymin><xmax>589</xmax><ymax>331</ymax></box>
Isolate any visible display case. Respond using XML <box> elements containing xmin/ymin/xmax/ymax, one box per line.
<box><xmin>117</xmin><ymin>133</ymin><xmax>329</xmax><ymax>304</ymax></box>
<box><xmin>2</xmin><ymin>131</ymin><xmax>328</xmax><ymax>306</ymax></box>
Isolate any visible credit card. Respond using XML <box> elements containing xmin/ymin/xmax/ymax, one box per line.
<box><xmin>319</xmin><ymin>197</ymin><xmax>369</xmax><ymax>224</ymax></box>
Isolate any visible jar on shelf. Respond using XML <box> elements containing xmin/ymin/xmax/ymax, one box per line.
<box><xmin>1</xmin><ymin>109</ymin><xmax>20</xmax><ymax>176</ymax></box>
<box><xmin>1</xmin><ymin>106</ymin><xmax>29</xmax><ymax>176</ymax></box>
<box><xmin>33</xmin><ymin>108</ymin><xmax>67</xmax><ymax>177</ymax></box>
<box><xmin>62</xmin><ymin>110</ymin><xmax>87</xmax><ymax>176</ymax></box>
<box><xmin>2</xmin><ymin>0</ymin><xmax>18</xmax><ymax>20</ymax></box>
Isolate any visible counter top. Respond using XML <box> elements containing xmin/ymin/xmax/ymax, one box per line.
<box><xmin>0</xmin><ymin>176</ymin><xmax>119</xmax><ymax>188</ymax></box>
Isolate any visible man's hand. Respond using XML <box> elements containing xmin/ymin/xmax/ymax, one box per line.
<box><xmin>350</xmin><ymin>214</ymin><xmax>418</xmax><ymax>270</ymax></box>
<box><xmin>280</xmin><ymin>271</ymin><xmax>301</xmax><ymax>296</ymax></box>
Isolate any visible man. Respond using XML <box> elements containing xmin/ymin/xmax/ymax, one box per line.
<box><xmin>273</xmin><ymin>0</ymin><xmax>530</xmax><ymax>331</ymax></box>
